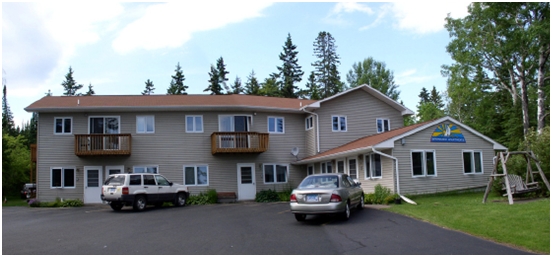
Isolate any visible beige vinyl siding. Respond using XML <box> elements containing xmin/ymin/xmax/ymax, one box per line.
<box><xmin>36</xmin><ymin>110</ymin><xmax>308</xmax><ymax>201</ymax></box>
<box><xmin>315</xmin><ymin>90</ymin><xmax>404</xmax><ymax>152</ymax></box>
<box><xmin>354</xmin><ymin>151</ymin><xmax>396</xmax><ymax>194</ymax></box>
<box><xmin>394</xmin><ymin>123</ymin><xmax>495</xmax><ymax>195</ymax></box>
<box><xmin>305</xmin><ymin>115</ymin><xmax>317</xmax><ymax>157</ymax></box>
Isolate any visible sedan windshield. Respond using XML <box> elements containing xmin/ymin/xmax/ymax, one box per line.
<box><xmin>298</xmin><ymin>175</ymin><xmax>339</xmax><ymax>189</ymax></box>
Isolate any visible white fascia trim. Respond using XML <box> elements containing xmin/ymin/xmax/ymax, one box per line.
<box><xmin>292</xmin><ymin>146</ymin><xmax>374</xmax><ymax>165</ymax></box>
<box><xmin>26</xmin><ymin>105</ymin><xmax>306</xmax><ymax>114</ymax></box>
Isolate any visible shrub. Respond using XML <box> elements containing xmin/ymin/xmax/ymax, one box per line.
<box><xmin>61</xmin><ymin>199</ymin><xmax>84</xmax><ymax>207</ymax></box>
<box><xmin>364</xmin><ymin>193</ymin><xmax>375</xmax><ymax>204</ymax></box>
<box><xmin>255</xmin><ymin>189</ymin><xmax>280</xmax><ymax>202</ymax></box>
<box><xmin>364</xmin><ymin>184</ymin><xmax>392</xmax><ymax>204</ymax></box>
<box><xmin>29</xmin><ymin>198</ymin><xmax>84</xmax><ymax>207</ymax></box>
<box><xmin>28</xmin><ymin>199</ymin><xmax>40</xmax><ymax>207</ymax></box>
<box><xmin>187</xmin><ymin>189</ymin><xmax>218</xmax><ymax>205</ymax></box>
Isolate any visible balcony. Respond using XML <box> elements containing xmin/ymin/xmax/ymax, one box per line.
<box><xmin>211</xmin><ymin>132</ymin><xmax>269</xmax><ymax>154</ymax></box>
<box><xmin>75</xmin><ymin>134</ymin><xmax>132</xmax><ymax>156</ymax></box>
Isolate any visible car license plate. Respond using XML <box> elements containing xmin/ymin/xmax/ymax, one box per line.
<box><xmin>306</xmin><ymin>194</ymin><xmax>319</xmax><ymax>202</ymax></box>
<box><xmin>109</xmin><ymin>188</ymin><xmax>116</xmax><ymax>193</ymax></box>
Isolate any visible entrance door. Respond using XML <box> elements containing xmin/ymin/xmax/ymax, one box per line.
<box><xmin>84</xmin><ymin>166</ymin><xmax>103</xmax><ymax>203</ymax></box>
<box><xmin>237</xmin><ymin>163</ymin><xmax>256</xmax><ymax>200</ymax></box>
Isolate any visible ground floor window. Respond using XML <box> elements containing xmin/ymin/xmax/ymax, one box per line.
<box><xmin>133</xmin><ymin>166</ymin><xmax>158</xmax><ymax>174</ymax></box>
<box><xmin>365</xmin><ymin>154</ymin><xmax>382</xmax><ymax>179</ymax></box>
<box><xmin>264</xmin><ymin>164</ymin><xmax>288</xmax><ymax>183</ymax></box>
<box><xmin>321</xmin><ymin>161</ymin><xmax>333</xmax><ymax>173</ymax></box>
<box><xmin>411</xmin><ymin>150</ymin><xmax>436</xmax><ymax>177</ymax></box>
<box><xmin>336</xmin><ymin>160</ymin><xmax>345</xmax><ymax>173</ymax></box>
<box><xmin>463</xmin><ymin>150</ymin><xmax>483</xmax><ymax>174</ymax></box>
<box><xmin>307</xmin><ymin>165</ymin><xmax>314</xmax><ymax>175</ymax></box>
<box><xmin>51</xmin><ymin>167</ymin><xmax>75</xmax><ymax>188</ymax></box>
<box><xmin>184</xmin><ymin>165</ymin><xmax>209</xmax><ymax>186</ymax></box>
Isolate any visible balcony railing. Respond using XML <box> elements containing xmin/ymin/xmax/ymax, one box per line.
<box><xmin>211</xmin><ymin>132</ymin><xmax>269</xmax><ymax>154</ymax></box>
<box><xmin>75</xmin><ymin>134</ymin><xmax>132</xmax><ymax>156</ymax></box>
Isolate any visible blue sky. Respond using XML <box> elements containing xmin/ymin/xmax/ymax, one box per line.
<box><xmin>2</xmin><ymin>2</ymin><xmax>471</xmax><ymax>126</ymax></box>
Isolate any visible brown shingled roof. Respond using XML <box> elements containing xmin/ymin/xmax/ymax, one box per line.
<box><xmin>297</xmin><ymin>120</ymin><xmax>435</xmax><ymax>163</ymax></box>
<box><xmin>25</xmin><ymin>94</ymin><xmax>317</xmax><ymax>112</ymax></box>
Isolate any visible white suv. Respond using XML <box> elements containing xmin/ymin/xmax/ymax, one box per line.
<box><xmin>101</xmin><ymin>173</ymin><xmax>189</xmax><ymax>211</ymax></box>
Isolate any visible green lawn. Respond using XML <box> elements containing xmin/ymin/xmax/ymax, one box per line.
<box><xmin>385</xmin><ymin>192</ymin><xmax>550</xmax><ymax>254</ymax></box>
<box><xmin>2</xmin><ymin>194</ymin><xmax>30</xmax><ymax>207</ymax></box>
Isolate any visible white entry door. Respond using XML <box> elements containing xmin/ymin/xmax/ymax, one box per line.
<box><xmin>237</xmin><ymin>163</ymin><xmax>256</xmax><ymax>200</ymax></box>
<box><xmin>84</xmin><ymin>166</ymin><xmax>103</xmax><ymax>203</ymax></box>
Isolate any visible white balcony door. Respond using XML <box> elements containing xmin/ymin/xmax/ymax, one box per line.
<box><xmin>237</xmin><ymin>163</ymin><xmax>256</xmax><ymax>200</ymax></box>
<box><xmin>84</xmin><ymin>166</ymin><xmax>103</xmax><ymax>203</ymax></box>
<box><xmin>219</xmin><ymin>115</ymin><xmax>251</xmax><ymax>148</ymax></box>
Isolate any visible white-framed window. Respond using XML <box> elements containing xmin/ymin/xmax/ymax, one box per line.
<box><xmin>321</xmin><ymin>161</ymin><xmax>333</xmax><ymax>173</ymax></box>
<box><xmin>377</xmin><ymin>118</ymin><xmax>390</xmax><ymax>133</ymax></box>
<box><xmin>348</xmin><ymin>158</ymin><xmax>358</xmax><ymax>180</ymax></box>
<box><xmin>307</xmin><ymin>164</ymin><xmax>314</xmax><ymax>175</ymax></box>
<box><xmin>186</xmin><ymin>115</ymin><xmax>204</xmax><ymax>133</ymax></box>
<box><xmin>365</xmin><ymin>153</ymin><xmax>382</xmax><ymax>179</ymax></box>
<box><xmin>133</xmin><ymin>165</ymin><xmax>158</xmax><ymax>174</ymax></box>
<box><xmin>183</xmin><ymin>165</ymin><xmax>209</xmax><ymax>186</ymax></box>
<box><xmin>51</xmin><ymin>167</ymin><xmax>75</xmax><ymax>188</ymax></box>
<box><xmin>106</xmin><ymin>166</ymin><xmax>124</xmax><ymax>177</ymax></box>
<box><xmin>136</xmin><ymin>115</ymin><xmax>155</xmax><ymax>133</ymax></box>
<box><xmin>267</xmin><ymin>116</ymin><xmax>284</xmax><ymax>134</ymax></box>
<box><xmin>54</xmin><ymin>117</ymin><xmax>72</xmax><ymax>135</ymax></box>
<box><xmin>332</xmin><ymin>115</ymin><xmax>347</xmax><ymax>132</ymax></box>
<box><xmin>305</xmin><ymin>116</ymin><xmax>314</xmax><ymax>130</ymax></box>
<box><xmin>264</xmin><ymin>164</ymin><xmax>288</xmax><ymax>184</ymax></box>
<box><xmin>411</xmin><ymin>150</ymin><xmax>437</xmax><ymax>177</ymax></box>
<box><xmin>463</xmin><ymin>150</ymin><xmax>483</xmax><ymax>174</ymax></box>
<box><xmin>336</xmin><ymin>159</ymin><xmax>345</xmax><ymax>173</ymax></box>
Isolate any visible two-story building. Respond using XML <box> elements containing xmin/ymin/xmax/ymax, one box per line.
<box><xmin>25</xmin><ymin>85</ymin><xmax>507</xmax><ymax>203</ymax></box>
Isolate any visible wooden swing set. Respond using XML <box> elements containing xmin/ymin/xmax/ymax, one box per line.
<box><xmin>483</xmin><ymin>151</ymin><xmax>550</xmax><ymax>205</ymax></box>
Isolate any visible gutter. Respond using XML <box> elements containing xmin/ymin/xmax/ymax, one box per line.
<box><xmin>372</xmin><ymin>146</ymin><xmax>417</xmax><ymax>205</ymax></box>
<box><xmin>301</xmin><ymin>108</ymin><xmax>320</xmax><ymax>153</ymax></box>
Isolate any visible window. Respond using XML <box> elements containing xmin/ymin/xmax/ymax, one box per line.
<box><xmin>332</xmin><ymin>115</ymin><xmax>347</xmax><ymax>132</ymax></box>
<box><xmin>336</xmin><ymin>160</ymin><xmax>345</xmax><ymax>173</ymax></box>
<box><xmin>377</xmin><ymin>118</ymin><xmax>390</xmax><ymax>133</ymax></box>
<box><xmin>184</xmin><ymin>165</ymin><xmax>208</xmax><ymax>186</ymax></box>
<box><xmin>321</xmin><ymin>161</ymin><xmax>333</xmax><ymax>173</ymax></box>
<box><xmin>463</xmin><ymin>150</ymin><xmax>483</xmax><ymax>174</ymax></box>
<box><xmin>133</xmin><ymin>166</ymin><xmax>158</xmax><ymax>174</ymax></box>
<box><xmin>51</xmin><ymin>167</ymin><xmax>75</xmax><ymax>188</ymax></box>
<box><xmin>186</xmin><ymin>115</ymin><xmax>203</xmax><ymax>133</ymax></box>
<box><xmin>264</xmin><ymin>164</ymin><xmax>288</xmax><ymax>183</ymax></box>
<box><xmin>136</xmin><ymin>116</ymin><xmax>155</xmax><ymax>133</ymax></box>
<box><xmin>268</xmin><ymin>117</ymin><xmax>284</xmax><ymax>133</ymax></box>
<box><xmin>129</xmin><ymin>175</ymin><xmax>142</xmax><ymax>185</ymax></box>
<box><xmin>411</xmin><ymin>150</ymin><xmax>436</xmax><ymax>177</ymax></box>
<box><xmin>365</xmin><ymin>154</ymin><xmax>382</xmax><ymax>179</ymax></box>
<box><xmin>90</xmin><ymin>116</ymin><xmax>120</xmax><ymax>134</ymax></box>
<box><xmin>348</xmin><ymin>158</ymin><xmax>358</xmax><ymax>180</ymax></box>
<box><xmin>305</xmin><ymin>116</ymin><xmax>314</xmax><ymax>130</ymax></box>
<box><xmin>54</xmin><ymin>117</ymin><xmax>72</xmax><ymax>134</ymax></box>
<box><xmin>307</xmin><ymin>165</ymin><xmax>314</xmax><ymax>175</ymax></box>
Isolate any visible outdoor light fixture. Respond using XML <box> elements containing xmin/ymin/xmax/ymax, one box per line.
<box><xmin>401</xmin><ymin>138</ymin><xmax>406</xmax><ymax>146</ymax></box>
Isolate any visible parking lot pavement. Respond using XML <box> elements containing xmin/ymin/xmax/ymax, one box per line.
<box><xmin>2</xmin><ymin>203</ymin><xmax>532</xmax><ymax>255</ymax></box>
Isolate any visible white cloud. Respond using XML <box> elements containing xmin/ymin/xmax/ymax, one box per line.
<box><xmin>324</xmin><ymin>2</ymin><xmax>374</xmax><ymax>26</ymax></box>
<box><xmin>388</xmin><ymin>1</ymin><xmax>471</xmax><ymax>34</ymax></box>
<box><xmin>112</xmin><ymin>2</ymin><xmax>273</xmax><ymax>54</ymax></box>
<box><xmin>395</xmin><ymin>69</ymin><xmax>434</xmax><ymax>85</ymax></box>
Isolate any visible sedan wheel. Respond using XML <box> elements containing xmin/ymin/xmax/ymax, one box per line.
<box><xmin>341</xmin><ymin>202</ymin><xmax>350</xmax><ymax>220</ymax></box>
<box><xmin>133</xmin><ymin>195</ymin><xmax>147</xmax><ymax>211</ymax></box>
<box><xmin>295</xmin><ymin>214</ymin><xmax>306</xmax><ymax>221</ymax></box>
<box><xmin>357</xmin><ymin>195</ymin><xmax>365</xmax><ymax>210</ymax></box>
<box><xmin>175</xmin><ymin>193</ymin><xmax>187</xmax><ymax>207</ymax></box>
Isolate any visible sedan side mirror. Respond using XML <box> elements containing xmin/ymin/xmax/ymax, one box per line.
<box><xmin>356</xmin><ymin>182</ymin><xmax>362</xmax><ymax>187</ymax></box>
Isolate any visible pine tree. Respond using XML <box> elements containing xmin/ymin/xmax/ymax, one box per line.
<box><xmin>430</xmin><ymin>86</ymin><xmax>444</xmax><ymax>109</ymax></box>
<box><xmin>277</xmin><ymin>33</ymin><xmax>304</xmax><ymax>98</ymax></box>
<box><xmin>142</xmin><ymin>79</ymin><xmax>155</xmax><ymax>95</ymax></box>
<box><xmin>244</xmin><ymin>70</ymin><xmax>261</xmax><ymax>95</ymax></box>
<box><xmin>302</xmin><ymin>71</ymin><xmax>321</xmax><ymax>100</ymax></box>
<box><xmin>216</xmin><ymin>57</ymin><xmax>230</xmax><ymax>93</ymax></box>
<box><xmin>230</xmin><ymin>76</ymin><xmax>243</xmax><ymax>94</ymax></box>
<box><xmin>205</xmin><ymin>65</ymin><xmax>222</xmax><ymax>95</ymax></box>
<box><xmin>167</xmin><ymin>63</ymin><xmax>187</xmax><ymax>95</ymax></box>
<box><xmin>418</xmin><ymin>87</ymin><xmax>430</xmax><ymax>104</ymax></box>
<box><xmin>312</xmin><ymin>31</ymin><xmax>341</xmax><ymax>99</ymax></box>
<box><xmin>61</xmin><ymin>66</ymin><xmax>83</xmax><ymax>96</ymax></box>
<box><xmin>260</xmin><ymin>73</ymin><xmax>281</xmax><ymax>97</ymax></box>
<box><xmin>2</xmin><ymin>85</ymin><xmax>16</xmax><ymax>136</ymax></box>
<box><xmin>84</xmin><ymin>83</ymin><xmax>95</xmax><ymax>96</ymax></box>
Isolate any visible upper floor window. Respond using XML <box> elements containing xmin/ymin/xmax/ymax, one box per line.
<box><xmin>136</xmin><ymin>116</ymin><xmax>155</xmax><ymax>134</ymax></box>
<box><xmin>54</xmin><ymin>117</ymin><xmax>72</xmax><ymax>135</ymax></box>
<box><xmin>133</xmin><ymin>166</ymin><xmax>158</xmax><ymax>174</ymax></box>
<box><xmin>186</xmin><ymin>115</ymin><xmax>204</xmax><ymax>133</ymax></box>
<box><xmin>377</xmin><ymin>118</ymin><xmax>390</xmax><ymax>133</ymax></box>
<box><xmin>264</xmin><ymin>164</ymin><xmax>288</xmax><ymax>184</ymax></box>
<box><xmin>219</xmin><ymin>115</ymin><xmax>251</xmax><ymax>132</ymax></box>
<box><xmin>463</xmin><ymin>150</ymin><xmax>483</xmax><ymax>174</ymax></box>
<box><xmin>268</xmin><ymin>116</ymin><xmax>284</xmax><ymax>134</ymax></box>
<box><xmin>365</xmin><ymin>153</ymin><xmax>382</xmax><ymax>179</ymax></box>
<box><xmin>332</xmin><ymin>115</ymin><xmax>347</xmax><ymax>132</ymax></box>
<box><xmin>411</xmin><ymin>150</ymin><xmax>436</xmax><ymax>177</ymax></box>
<box><xmin>184</xmin><ymin>165</ymin><xmax>209</xmax><ymax>186</ymax></box>
<box><xmin>51</xmin><ymin>167</ymin><xmax>75</xmax><ymax>188</ymax></box>
<box><xmin>90</xmin><ymin>116</ymin><xmax>120</xmax><ymax>134</ymax></box>
<box><xmin>305</xmin><ymin>116</ymin><xmax>314</xmax><ymax>130</ymax></box>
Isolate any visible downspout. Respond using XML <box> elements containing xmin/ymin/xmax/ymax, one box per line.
<box><xmin>372</xmin><ymin>146</ymin><xmax>417</xmax><ymax>205</ymax></box>
<box><xmin>302</xmin><ymin>109</ymin><xmax>320</xmax><ymax>153</ymax></box>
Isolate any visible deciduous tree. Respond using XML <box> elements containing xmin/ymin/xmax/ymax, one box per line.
<box><xmin>346</xmin><ymin>57</ymin><xmax>400</xmax><ymax>100</ymax></box>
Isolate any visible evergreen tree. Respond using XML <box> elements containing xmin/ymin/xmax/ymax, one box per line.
<box><xmin>244</xmin><ymin>70</ymin><xmax>261</xmax><ymax>95</ymax></box>
<box><xmin>300</xmin><ymin>71</ymin><xmax>321</xmax><ymax>100</ymax></box>
<box><xmin>416</xmin><ymin>86</ymin><xmax>445</xmax><ymax>122</ymax></box>
<box><xmin>216</xmin><ymin>57</ymin><xmax>230</xmax><ymax>93</ymax></box>
<box><xmin>205</xmin><ymin>65</ymin><xmax>222</xmax><ymax>95</ymax></box>
<box><xmin>167</xmin><ymin>63</ymin><xmax>187</xmax><ymax>95</ymax></box>
<box><xmin>142</xmin><ymin>79</ymin><xmax>155</xmax><ymax>95</ymax></box>
<box><xmin>346</xmin><ymin>57</ymin><xmax>400</xmax><ymax>100</ymax></box>
<box><xmin>61</xmin><ymin>66</ymin><xmax>83</xmax><ymax>96</ymax></box>
<box><xmin>429</xmin><ymin>86</ymin><xmax>444</xmax><ymax>109</ymax></box>
<box><xmin>2</xmin><ymin>85</ymin><xmax>16</xmax><ymax>137</ymax></box>
<box><xmin>230</xmin><ymin>76</ymin><xmax>243</xmax><ymax>94</ymax></box>
<box><xmin>312</xmin><ymin>31</ymin><xmax>342</xmax><ymax>99</ymax></box>
<box><xmin>277</xmin><ymin>33</ymin><xmax>304</xmax><ymax>98</ymax></box>
<box><xmin>418</xmin><ymin>87</ymin><xmax>430</xmax><ymax>104</ymax></box>
<box><xmin>85</xmin><ymin>83</ymin><xmax>95</xmax><ymax>96</ymax></box>
<box><xmin>260</xmin><ymin>73</ymin><xmax>281</xmax><ymax>97</ymax></box>
<box><xmin>20</xmin><ymin>112</ymin><xmax>37</xmax><ymax>145</ymax></box>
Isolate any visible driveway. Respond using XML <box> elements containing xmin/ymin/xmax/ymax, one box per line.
<box><xmin>2</xmin><ymin>202</ymin><xmax>531</xmax><ymax>255</ymax></box>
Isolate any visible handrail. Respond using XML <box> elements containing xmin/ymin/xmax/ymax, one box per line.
<box><xmin>75</xmin><ymin>134</ymin><xmax>132</xmax><ymax>156</ymax></box>
<box><xmin>211</xmin><ymin>132</ymin><xmax>269</xmax><ymax>154</ymax></box>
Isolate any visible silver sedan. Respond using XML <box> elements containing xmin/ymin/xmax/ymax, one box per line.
<box><xmin>290</xmin><ymin>173</ymin><xmax>365</xmax><ymax>221</ymax></box>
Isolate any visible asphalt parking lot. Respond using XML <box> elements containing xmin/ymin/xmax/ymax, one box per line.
<box><xmin>2</xmin><ymin>202</ymin><xmax>531</xmax><ymax>255</ymax></box>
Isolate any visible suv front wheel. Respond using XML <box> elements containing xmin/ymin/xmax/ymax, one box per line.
<box><xmin>133</xmin><ymin>195</ymin><xmax>147</xmax><ymax>211</ymax></box>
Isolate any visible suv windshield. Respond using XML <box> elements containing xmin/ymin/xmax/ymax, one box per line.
<box><xmin>104</xmin><ymin>175</ymin><xmax>126</xmax><ymax>186</ymax></box>
<box><xmin>298</xmin><ymin>175</ymin><xmax>339</xmax><ymax>189</ymax></box>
